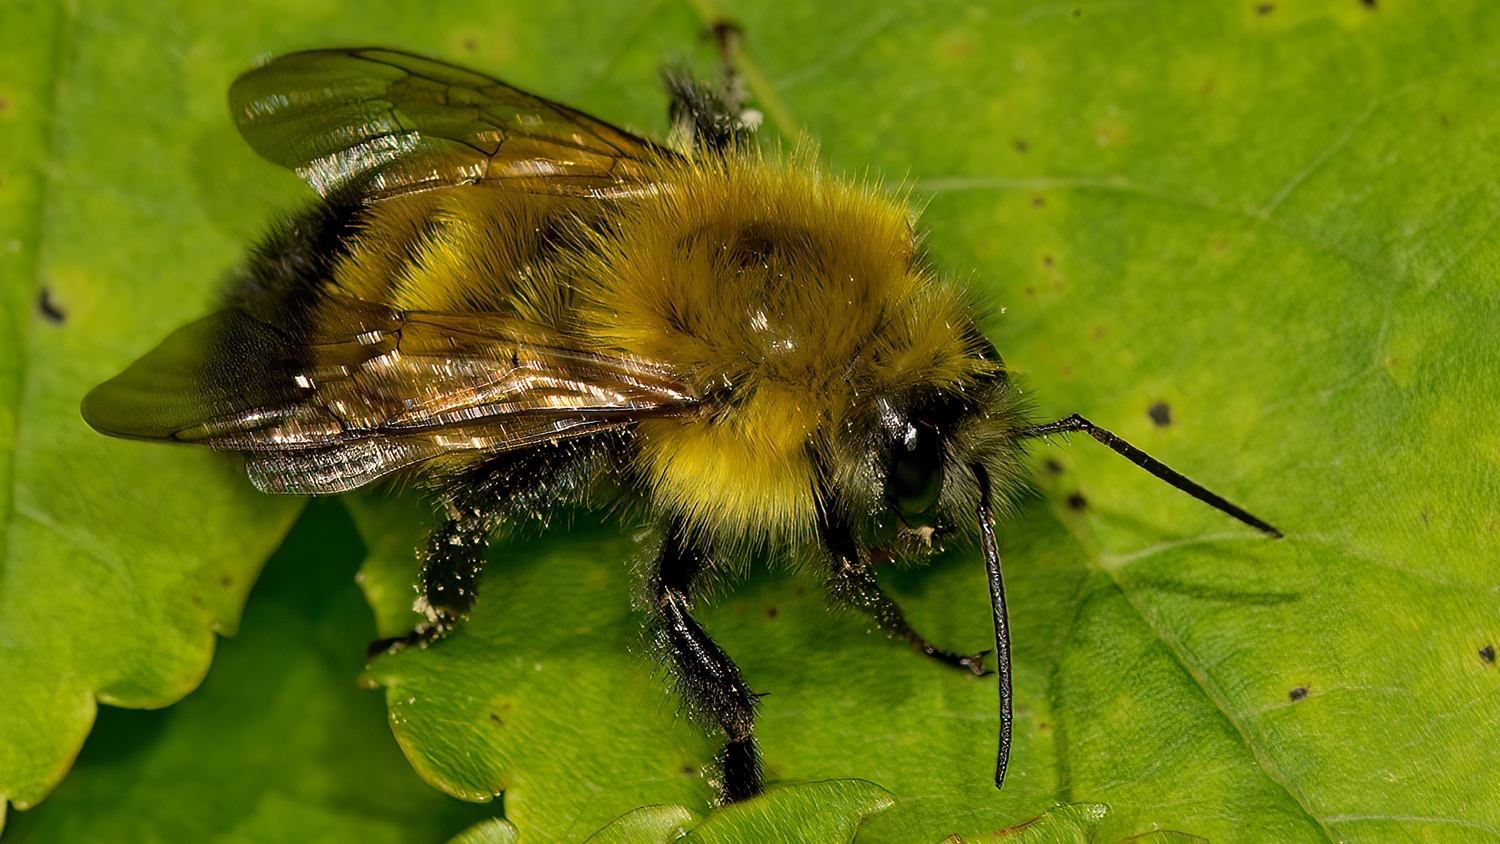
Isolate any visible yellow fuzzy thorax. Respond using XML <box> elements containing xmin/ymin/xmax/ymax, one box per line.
<box><xmin>576</xmin><ymin>152</ymin><xmax>990</xmax><ymax>546</ymax></box>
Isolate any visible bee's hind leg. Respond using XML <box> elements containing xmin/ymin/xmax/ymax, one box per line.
<box><xmin>817</xmin><ymin>501</ymin><xmax>990</xmax><ymax>676</ymax></box>
<box><xmin>652</xmin><ymin>520</ymin><xmax>762</xmax><ymax>803</ymax></box>
<box><xmin>367</xmin><ymin>513</ymin><xmax>490</xmax><ymax>657</ymax></box>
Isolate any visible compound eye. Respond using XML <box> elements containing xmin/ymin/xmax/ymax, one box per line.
<box><xmin>888</xmin><ymin>421</ymin><xmax>944</xmax><ymax>526</ymax></box>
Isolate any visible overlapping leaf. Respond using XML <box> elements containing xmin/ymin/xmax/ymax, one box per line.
<box><xmin>5</xmin><ymin>1</ymin><xmax>1499</xmax><ymax>842</ymax></box>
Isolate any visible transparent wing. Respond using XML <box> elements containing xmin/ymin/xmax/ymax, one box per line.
<box><xmin>228</xmin><ymin>47</ymin><xmax>670</xmax><ymax>199</ymax></box>
<box><xmin>82</xmin><ymin>295</ymin><xmax>696</xmax><ymax>494</ymax></box>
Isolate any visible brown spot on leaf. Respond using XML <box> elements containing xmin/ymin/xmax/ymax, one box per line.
<box><xmin>943</xmin><ymin>35</ymin><xmax>974</xmax><ymax>58</ymax></box>
<box><xmin>1067</xmin><ymin>492</ymin><xmax>1087</xmax><ymax>511</ymax></box>
<box><xmin>1148</xmin><ymin>401</ymin><xmax>1172</xmax><ymax>427</ymax></box>
<box><xmin>1042</xmin><ymin>254</ymin><xmax>1054</xmax><ymax>267</ymax></box>
<box><xmin>1014</xmin><ymin>138</ymin><xmax>1029</xmax><ymax>153</ymax></box>
<box><xmin>1289</xmin><ymin>686</ymin><xmax>1308</xmax><ymax>701</ymax></box>
<box><xmin>1481</xmin><ymin>645</ymin><xmax>1495</xmax><ymax>664</ymax></box>
<box><xmin>1031</xmin><ymin>195</ymin><xmax>1046</xmax><ymax>208</ymax></box>
<box><xmin>765</xmin><ymin>606</ymin><xmax>778</xmax><ymax>618</ymax></box>
<box><xmin>1256</xmin><ymin>3</ymin><xmax>1275</xmax><ymax>14</ymax></box>
<box><xmin>1045</xmin><ymin>459</ymin><xmax>1064</xmax><ymax>475</ymax></box>
<box><xmin>489</xmin><ymin>713</ymin><xmax>504</xmax><ymax>727</ymax></box>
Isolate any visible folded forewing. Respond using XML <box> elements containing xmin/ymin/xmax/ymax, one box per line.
<box><xmin>83</xmin><ymin>295</ymin><xmax>695</xmax><ymax>494</ymax></box>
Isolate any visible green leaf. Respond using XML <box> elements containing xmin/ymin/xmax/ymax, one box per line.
<box><xmin>579</xmin><ymin>805</ymin><xmax>699</xmax><ymax>844</ymax></box>
<box><xmin>965</xmin><ymin>802</ymin><xmax>1107</xmax><ymax>844</ymax></box>
<box><xmin>449</xmin><ymin>818</ymin><xmax>521</xmax><ymax>844</ymax></box>
<box><xmin>0</xmin><ymin>1</ymin><xmax>307</xmax><ymax>813</ymax></box>
<box><xmin>0</xmin><ymin>501</ymin><xmax>493</xmax><ymax>843</ymax></box>
<box><xmin>674</xmin><ymin>781</ymin><xmax>892</xmax><ymax>843</ymax></box>
<box><xmin>11</xmin><ymin>0</ymin><xmax>1500</xmax><ymax>842</ymax></box>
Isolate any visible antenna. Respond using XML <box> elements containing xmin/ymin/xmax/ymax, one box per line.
<box><xmin>1020</xmin><ymin>414</ymin><xmax>1282</xmax><ymax>538</ymax></box>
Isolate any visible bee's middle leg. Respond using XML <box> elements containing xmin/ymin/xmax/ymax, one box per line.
<box><xmin>653</xmin><ymin>520</ymin><xmax>762</xmax><ymax>803</ymax></box>
<box><xmin>817</xmin><ymin>503</ymin><xmax>990</xmax><ymax>676</ymax></box>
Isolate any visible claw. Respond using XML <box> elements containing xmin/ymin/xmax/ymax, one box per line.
<box><xmin>364</xmin><ymin>617</ymin><xmax>457</xmax><ymax>661</ymax></box>
<box><xmin>959</xmin><ymin>650</ymin><xmax>992</xmax><ymax>676</ymax></box>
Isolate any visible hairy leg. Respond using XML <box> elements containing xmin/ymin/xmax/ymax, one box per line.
<box><xmin>653</xmin><ymin>521</ymin><xmax>762</xmax><ymax>803</ymax></box>
<box><xmin>369</xmin><ymin>434</ymin><xmax>623</xmax><ymax>657</ymax></box>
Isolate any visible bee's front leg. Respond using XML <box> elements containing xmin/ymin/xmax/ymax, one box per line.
<box><xmin>652</xmin><ymin>520</ymin><xmax>762</xmax><ymax>804</ymax></box>
<box><xmin>816</xmin><ymin>500</ymin><xmax>990</xmax><ymax>676</ymax></box>
<box><xmin>368</xmin><ymin>514</ymin><xmax>490</xmax><ymax>657</ymax></box>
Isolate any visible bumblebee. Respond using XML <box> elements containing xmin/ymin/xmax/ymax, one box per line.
<box><xmin>82</xmin><ymin>46</ymin><xmax>1280</xmax><ymax>803</ymax></box>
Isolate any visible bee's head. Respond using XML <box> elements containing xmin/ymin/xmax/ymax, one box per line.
<box><xmin>819</xmin><ymin>334</ymin><xmax>1033</xmax><ymax>548</ymax></box>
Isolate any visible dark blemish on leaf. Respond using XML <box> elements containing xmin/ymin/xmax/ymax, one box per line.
<box><xmin>765</xmin><ymin>606</ymin><xmax>778</xmax><ymax>618</ymax></box>
<box><xmin>1289</xmin><ymin>686</ymin><xmax>1308</xmax><ymax>702</ymax></box>
<box><xmin>1067</xmin><ymin>492</ymin><xmax>1087</xmax><ymax>511</ymax></box>
<box><xmin>1072</xmin><ymin>7</ymin><xmax>1082</xmax><ymax>16</ymax></box>
<box><xmin>1148</xmin><ymin>401</ymin><xmax>1172</xmax><ymax>427</ymax></box>
<box><xmin>463</xmin><ymin>38</ymin><xmax>478</xmax><ymax>51</ymax></box>
<box><xmin>1420</xmin><ymin>512</ymin><xmax>1429</xmax><ymax>524</ymax></box>
<box><xmin>1360</xmin><ymin>0</ymin><xmax>1375</xmax><ymax>7</ymax></box>
<box><xmin>489</xmin><ymin>713</ymin><xmax>504</xmax><ymax>727</ymax></box>
<box><xmin>1042</xmin><ymin>255</ymin><xmax>1054</xmax><ymax>267</ymax></box>
<box><xmin>1045</xmin><ymin>459</ymin><xmax>1064</xmax><ymax>475</ymax></box>
<box><xmin>1481</xmin><ymin>645</ymin><xmax>1495</xmax><ymax>663</ymax></box>
<box><xmin>1032</xmin><ymin>196</ymin><xmax>1045</xmax><ymax>208</ymax></box>
<box><xmin>1015</xmin><ymin>139</ymin><xmax>1028</xmax><ymax>153</ymax></box>
<box><xmin>220</xmin><ymin>575</ymin><xmax>233</xmax><ymax>587</ymax></box>
<box><xmin>795</xmin><ymin>587</ymin><xmax>805</xmax><ymax>596</ymax></box>
<box><xmin>0</xmin><ymin>97</ymin><xmax>9</xmax><ymax>112</ymax></box>
<box><xmin>1256</xmin><ymin>2</ymin><xmax>1275</xmax><ymax>13</ymax></box>
<box><xmin>681</xmin><ymin>764</ymin><xmax>696</xmax><ymax>776</ymax></box>
<box><xmin>37</xmin><ymin>288</ymin><xmax>65</xmax><ymax>323</ymax></box>
<box><xmin>190</xmin><ymin>594</ymin><xmax>203</xmax><ymax>606</ymax></box>
<box><xmin>1092</xmin><ymin>325</ymin><xmax>1106</xmax><ymax>340</ymax></box>
<box><xmin>1024</xmin><ymin>286</ymin><xmax>1036</xmax><ymax>298</ymax></box>
<box><xmin>1061</xmin><ymin>365</ymin><xmax>1073</xmax><ymax>377</ymax></box>
<box><xmin>1439</xmin><ymin>114</ymin><xmax>1451</xmax><ymax>128</ymax></box>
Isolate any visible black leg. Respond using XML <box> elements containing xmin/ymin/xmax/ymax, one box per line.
<box><xmin>418</xmin><ymin>514</ymin><xmax>490</xmax><ymax>627</ymax></box>
<box><xmin>653</xmin><ymin>521</ymin><xmax>762</xmax><ymax>803</ymax></box>
<box><xmin>368</xmin><ymin>513</ymin><xmax>490</xmax><ymax>657</ymax></box>
<box><xmin>816</xmin><ymin>496</ymin><xmax>989</xmax><ymax>675</ymax></box>
<box><xmin>368</xmin><ymin>435</ymin><xmax>623</xmax><ymax>658</ymax></box>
